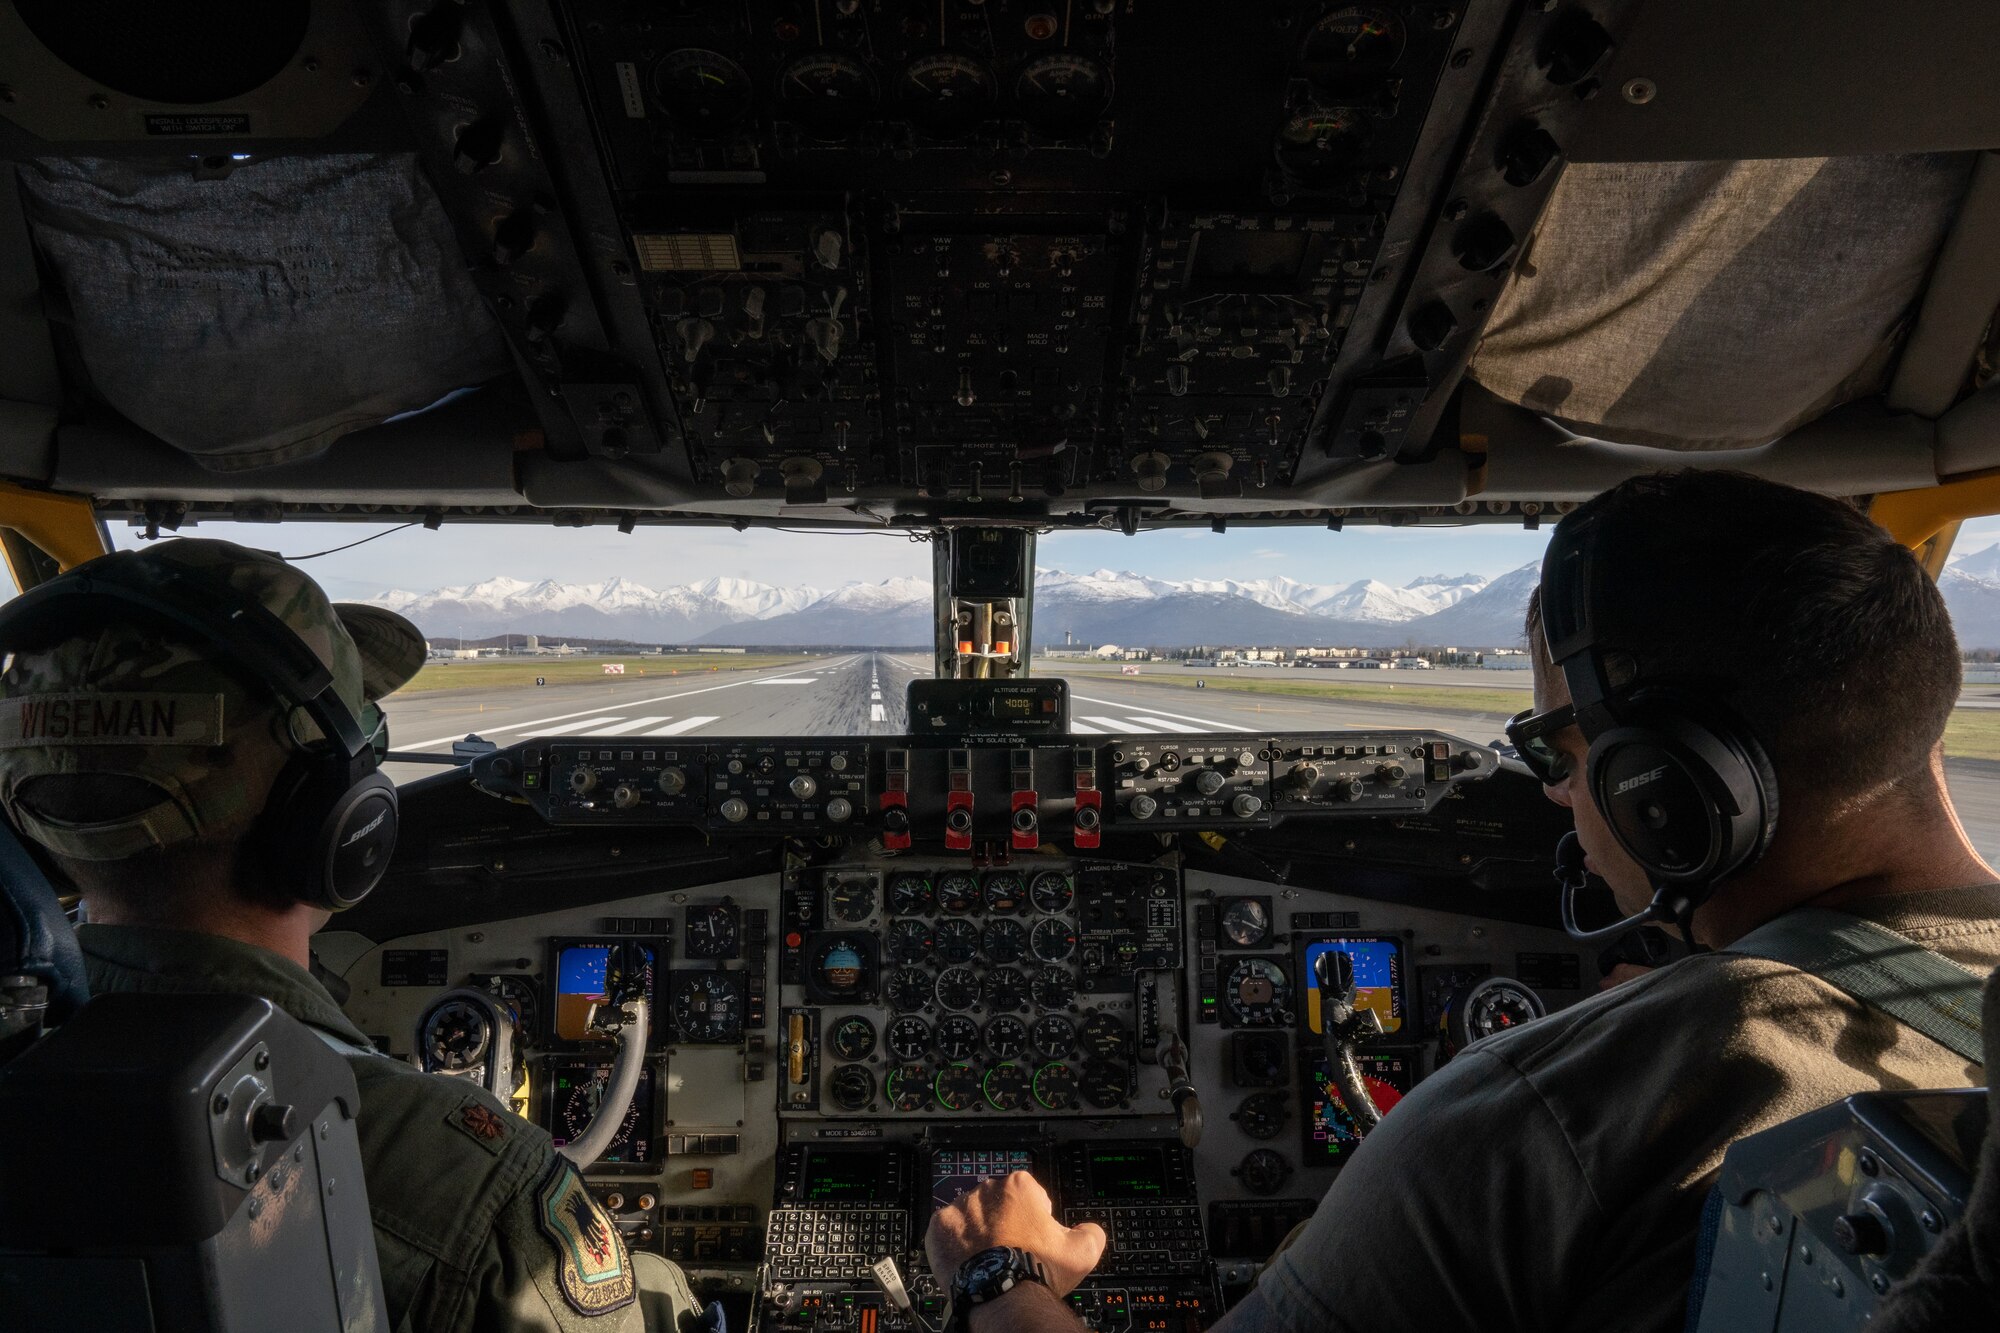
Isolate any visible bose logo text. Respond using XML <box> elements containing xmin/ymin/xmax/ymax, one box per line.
<box><xmin>343</xmin><ymin>811</ymin><xmax>387</xmax><ymax>847</ymax></box>
<box><xmin>1613</xmin><ymin>767</ymin><xmax>1669</xmax><ymax>796</ymax></box>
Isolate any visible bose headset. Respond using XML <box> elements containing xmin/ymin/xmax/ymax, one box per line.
<box><xmin>1539</xmin><ymin>507</ymin><xmax>1780</xmax><ymax>945</ymax></box>
<box><xmin>0</xmin><ymin>552</ymin><xmax>398</xmax><ymax>911</ymax></box>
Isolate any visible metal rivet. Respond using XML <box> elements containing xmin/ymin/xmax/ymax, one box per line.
<box><xmin>1829</xmin><ymin>1277</ymin><xmax>1844</xmax><ymax>1298</ymax></box>
<box><xmin>1921</xmin><ymin>1209</ymin><xmax>1942</xmax><ymax>1233</ymax></box>
<box><xmin>213</xmin><ymin>1092</ymin><xmax>230</xmax><ymax>1115</ymax></box>
<box><xmin>1622</xmin><ymin>78</ymin><xmax>1656</xmax><ymax>104</ymax></box>
<box><xmin>248</xmin><ymin>1197</ymin><xmax>263</xmax><ymax>1219</ymax></box>
<box><xmin>1859</xmin><ymin>1150</ymin><xmax>1879</xmax><ymax>1176</ymax></box>
<box><xmin>1872</xmin><ymin>1273</ymin><xmax>1890</xmax><ymax>1295</ymax></box>
<box><xmin>88</xmin><ymin>93</ymin><xmax>110</xmax><ymax>110</ymax></box>
<box><xmin>1798</xmin><ymin>1244</ymin><xmax>1814</xmax><ymax>1265</ymax></box>
<box><xmin>254</xmin><ymin>1050</ymin><xmax>270</xmax><ymax>1071</ymax></box>
<box><xmin>1760</xmin><ymin>1272</ymin><xmax>1772</xmax><ymax>1291</ymax></box>
<box><xmin>246</xmin><ymin>1163</ymin><xmax>260</xmax><ymax>1184</ymax></box>
<box><xmin>303</xmin><ymin>57</ymin><xmax>320</xmax><ymax>73</ymax></box>
<box><xmin>1450</xmin><ymin>48</ymin><xmax>1474</xmax><ymax>69</ymax></box>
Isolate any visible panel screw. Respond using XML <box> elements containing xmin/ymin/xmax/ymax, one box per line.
<box><xmin>1444</xmin><ymin>199</ymin><xmax>1470</xmax><ymax>221</ymax></box>
<box><xmin>1858</xmin><ymin>1150</ymin><xmax>1878</xmax><ymax>1176</ymax></box>
<box><xmin>255</xmin><ymin>1050</ymin><xmax>271</xmax><ymax>1070</ymax></box>
<box><xmin>1450</xmin><ymin>49</ymin><xmax>1474</xmax><ymax>69</ymax></box>
<box><xmin>213</xmin><ymin>1092</ymin><xmax>230</xmax><ymax>1115</ymax></box>
<box><xmin>88</xmin><ymin>93</ymin><xmax>110</xmax><ymax>110</ymax></box>
<box><xmin>1921</xmin><ymin>1209</ymin><xmax>1942</xmax><ymax>1233</ymax></box>
<box><xmin>1871</xmin><ymin>1273</ymin><xmax>1890</xmax><ymax>1295</ymax></box>
<box><xmin>1622</xmin><ymin>78</ymin><xmax>1657</xmax><ymax>104</ymax></box>
<box><xmin>303</xmin><ymin>57</ymin><xmax>321</xmax><ymax>73</ymax></box>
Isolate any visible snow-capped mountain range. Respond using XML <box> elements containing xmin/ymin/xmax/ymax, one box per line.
<box><xmin>366</xmin><ymin>566</ymin><xmax>1536</xmax><ymax>648</ymax></box>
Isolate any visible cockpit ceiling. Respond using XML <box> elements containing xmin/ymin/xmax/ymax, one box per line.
<box><xmin>2</xmin><ymin>1</ymin><xmax>1998</xmax><ymax>530</ymax></box>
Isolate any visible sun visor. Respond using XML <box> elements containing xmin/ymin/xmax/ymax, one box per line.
<box><xmin>1468</xmin><ymin>154</ymin><xmax>1976</xmax><ymax>451</ymax></box>
<box><xmin>18</xmin><ymin>152</ymin><xmax>510</xmax><ymax>471</ymax></box>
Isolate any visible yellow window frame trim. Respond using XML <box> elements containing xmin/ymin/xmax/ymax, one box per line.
<box><xmin>0</xmin><ymin>482</ymin><xmax>107</xmax><ymax>586</ymax></box>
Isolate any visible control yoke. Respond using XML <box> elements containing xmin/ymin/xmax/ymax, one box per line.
<box><xmin>1314</xmin><ymin>949</ymin><xmax>1385</xmax><ymax>1135</ymax></box>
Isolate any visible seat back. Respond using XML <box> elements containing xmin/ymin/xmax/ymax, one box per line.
<box><xmin>0</xmin><ymin>823</ymin><xmax>87</xmax><ymax>1058</ymax></box>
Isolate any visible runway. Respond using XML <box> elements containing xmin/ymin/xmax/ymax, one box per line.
<box><xmin>384</xmin><ymin>651</ymin><xmax>2000</xmax><ymax>863</ymax></box>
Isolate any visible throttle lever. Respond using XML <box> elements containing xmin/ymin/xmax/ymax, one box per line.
<box><xmin>1314</xmin><ymin>949</ymin><xmax>1385</xmax><ymax>1135</ymax></box>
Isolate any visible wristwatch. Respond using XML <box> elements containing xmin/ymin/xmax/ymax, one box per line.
<box><xmin>951</xmin><ymin>1246</ymin><xmax>1050</xmax><ymax>1311</ymax></box>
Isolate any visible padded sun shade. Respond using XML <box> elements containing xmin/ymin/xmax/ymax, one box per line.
<box><xmin>18</xmin><ymin>153</ymin><xmax>509</xmax><ymax>471</ymax></box>
<box><xmin>1468</xmin><ymin>154</ymin><xmax>1976</xmax><ymax>450</ymax></box>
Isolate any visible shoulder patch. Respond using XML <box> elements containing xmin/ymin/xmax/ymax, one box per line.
<box><xmin>536</xmin><ymin>1160</ymin><xmax>636</xmax><ymax>1316</ymax></box>
<box><xmin>445</xmin><ymin>1094</ymin><xmax>512</xmax><ymax>1155</ymax></box>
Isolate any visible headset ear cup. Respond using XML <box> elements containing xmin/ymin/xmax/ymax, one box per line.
<box><xmin>261</xmin><ymin>755</ymin><xmax>398</xmax><ymax>912</ymax></box>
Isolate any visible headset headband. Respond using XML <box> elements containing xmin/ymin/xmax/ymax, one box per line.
<box><xmin>1539</xmin><ymin>508</ymin><xmax>1625</xmax><ymax>739</ymax></box>
<box><xmin>0</xmin><ymin>553</ymin><xmax>371</xmax><ymax>772</ymax></box>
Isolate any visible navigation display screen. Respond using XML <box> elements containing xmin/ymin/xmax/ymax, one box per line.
<box><xmin>930</xmin><ymin>1146</ymin><xmax>1037</xmax><ymax>1213</ymax></box>
<box><xmin>1082</xmin><ymin>1146</ymin><xmax>1169</xmax><ymax>1200</ymax></box>
<box><xmin>546</xmin><ymin>1060</ymin><xmax>657</xmax><ymax>1165</ymax></box>
<box><xmin>551</xmin><ymin>940</ymin><xmax>659</xmax><ymax>1042</ymax></box>
<box><xmin>1302</xmin><ymin>1050</ymin><xmax>1411</xmax><ymax>1166</ymax></box>
<box><xmin>804</xmin><ymin>1149</ymin><xmax>897</xmax><ymax>1205</ymax></box>
<box><xmin>1300</xmin><ymin>936</ymin><xmax>1406</xmax><ymax>1037</ymax></box>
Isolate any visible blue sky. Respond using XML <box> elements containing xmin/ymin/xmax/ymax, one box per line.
<box><xmin>102</xmin><ymin>517</ymin><xmax>1559</xmax><ymax>601</ymax></box>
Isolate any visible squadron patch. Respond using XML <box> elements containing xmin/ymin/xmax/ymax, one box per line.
<box><xmin>444</xmin><ymin>1095</ymin><xmax>511</xmax><ymax>1155</ymax></box>
<box><xmin>536</xmin><ymin>1161</ymin><xmax>635</xmax><ymax>1315</ymax></box>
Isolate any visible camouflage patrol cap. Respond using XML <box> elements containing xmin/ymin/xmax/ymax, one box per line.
<box><xmin>0</xmin><ymin>538</ymin><xmax>424</xmax><ymax>862</ymax></box>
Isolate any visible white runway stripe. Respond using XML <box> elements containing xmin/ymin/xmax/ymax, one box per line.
<box><xmin>870</xmin><ymin>704</ymin><xmax>886</xmax><ymax>722</ymax></box>
<box><xmin>1121</xmin><ymin>715</ymin><xmax>1202</xmax><ymax>733</ymax></box>
<box><xmin>1081</xmin><ymin>716</ymin><xmax>1142</xmax><ymax>733</ymax></box>
<box><xmin>1066</xmin><ymin>719</ymin><xmax>1105</xmax><ymax>734</ymax></box>
<box><xmin>535</xmin><ymin>716</ymin><xmax>625</xmax><ymax>735</ymax></box>
<box><xmin>1070</xmin><ymin>694</ymin><xmax>1247</xmax><ymax>730</ymax></box>
<box><xmin>755</xmin><ymin>678</ymin><xmax>819</xmax><ymax>684</ymax></box>
<box><xmin>641</xmin><ymin>716</ymin><xmax>719</xmax><ymax>736</ymax></box>
<box><xmin>604</xmin><ymin>716</ymin><xmax>670</xmax><ymax>734</ymax></box>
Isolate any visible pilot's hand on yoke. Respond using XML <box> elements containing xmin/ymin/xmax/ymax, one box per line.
<box><xmin>925</xmin><ymin>1171</ymin><xmax>1107</xmax><ymax>1300</ymax></box>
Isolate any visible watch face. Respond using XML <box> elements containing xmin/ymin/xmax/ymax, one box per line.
<box><xmin>958</xmin><ymin>1246</ymin><xmax>1024</xmax><ymax>1301</ymax></box>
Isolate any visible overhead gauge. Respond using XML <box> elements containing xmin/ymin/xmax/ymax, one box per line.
<box><xmin>1031</xmin><ymin>1014</ymin><xmax>1076</xmax><ymax>1060</ymax></box>
<box><xmin>981</xmin><ymin>920</ymin><xmax>1028</xmax><ymax>964</ymax></box>
<box><xmin>1219</xmin><ymin>898</ymin><xmax>1273</xmax><ymax>949</ymax></box>
<box><xmin>1078</xmin><ymin>1012</ymin><xmax>1130</xmax><ymax>1061</ymax></box>
<box><xmin>887</xmin><ymin>966</ymin><xmax>933</xmax><ymax>1012</ymax></box>
<box><xmin>1221</xmin><ymin>958</ymin><xmax>1292</xmax><ymax>1027</ymax></box>
<box><xmin>983</xmin><ymin>1062</ymin><xmax>1029</xmax><ymax>1111</ymax></box>
<box><xmin>985</xmin><ymin>1014</ymin><xmax>1029</xmax><ymax>1060</ymax></box>
<box><xmin>1029</xmin><ymin>871</ymin><xmax>1074</xmax><ymax>914</ymax></box>
<box><xmin>829</xmin><ymin>1064</ymin><xmax>875</xmax><ymax>1111</ymax></box>
<box><xmin>889</xmin><ymin>873</ymin><xmax>937</xmax><ymax>915</ymax></box>
<box><xmin>420</xmin><ymin>996</ymin><xmax>492</xmax><ymax>1073</ymax></box>
<box><xmin>1012</xmin><ymin>53</ymin><xmax>1112</xmax><ymax>137</ymax></box>
<box><xmin>652</xmin><ymin>49</ymin><xmax>756</xmax><ymax>134</ymax></box>
<box><xmin>938</xmin><ymin>873</ymin><xmax>980</xmax><ymax>913</ymax></box>
<box><xmin>1442</xmin><ymin>977</ymin><xmax>1547</xmax><ymax>1056</ymax></box>
<box><xmin>888</xmin><ymin>1063</ymin><xmax>935</xmax><ymax>1112</ymax></box>
<box><xmin>982</xmin><ymin>872</ymin><xmax>1027</xmax><ymax>914</ymax></box>
<box><xmin>887</xmin><ymin>1015</ymin><xmax>932</xmax><ymax>1061</ymax></box>
<box><xmin>1300</xmin><ymin>5</ymin><xmax>1408</xmax><ymax>90</ymax></box>
<box><xmin>1079</xmin><ymin>1060</ymin><xmax>1128</xmax><ymax>1109</ymax></box>
<box><xmin>935</xmin><ymin>1015</ymin><xmax>982</xmax><ymax>1062</ymax></box>
<box><xmin>934</xmin><ymin>918</ymin><xmax>981</xmax><ymax>964</ymax></box>
<box><xmin>983</xmin><ymin>967</ymin><xmax>1029</xmax><ymax>1013</ymax></box>
<box><xmin>898</xmin><ymin>52</ymin><xmax>997</xmax><ymax>136</ymax></box>
<box><xmin>1032</xmin><ymin>1061</ymin><xmax>1079</xmax><ymax>1110</ymax></box>
<box><xmin>1031</xmin><ymin>918</ymin><xmax>1077</xmax><ymax>963</ymax></box>
<box><xmin>777</xmin><ymin>51</ymin><xmax>879</xmax><ymax>138</ymax></box>
<box><xmin>669</xmin><ymin>972</ymin><xmax>746</xmax><ymax>1044</ymax></box>
<box><xmin>935</xmin><ymin>966</ymin><xmax>981</xmax><ymax>1012</ymax></box>
<box><xmin>683</xmin><ymin>903</ymin><xmax>741</xmax><ymax>960</ymax></box>
<box><xmin>934</xmin><ymin>1064</ymin><xmax>980</xmax><ymax>1112</ymax></box>
<box><xmin>830</xmin><ymin>1015</ymin><xmax>877</xmax><ymax>1061</ymax></box>
<box><xmin>1032</xmin><ymin>966</ymin><xmax>1076</xmax><ymax>1011</ymax></box>
<box><xmin>826</xmin><ymin>874</ymin><xmax>876</xmax><ymax>923</ymax></box>
<box><xmin>888</xmin><ymin>919</ymin><xmax>934</xmax><ymax>963</ymax></box>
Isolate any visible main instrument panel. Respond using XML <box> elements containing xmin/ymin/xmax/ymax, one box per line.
<box><xmin>324</xmin><ymin>724</ymin><xmax>1591</xmax><ymax>1332</ymax></box>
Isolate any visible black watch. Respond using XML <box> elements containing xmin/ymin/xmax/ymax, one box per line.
<box><xmin>951</xmin><ymin>1246</ymin><xmax>1049</xmax><ymax>1311</ymax></box>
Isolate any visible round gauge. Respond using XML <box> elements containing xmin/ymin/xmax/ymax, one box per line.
<box><xmin>886</xmin><ymin>966</ymin><xmax>933</xmax><ymax>1012</ymax></box>
<box><xmin>777</xmin><ymin>50</ymin><xmax>879</xmax><ymax>138</ymax></box>
<box><xmin>1222</xmin><ymin>958</ymin><xmax>1292</xmax><ymax>1027</ymax></box>
<box><xmin>887</xmin><ymin>919</ymin><xmax>934</xmax><ymax>963</ymax></box>
<box><xmin>888</xmin><ymin>1063</ymin><xmax>935</xmax><ymax>1112</ymax></box>
<box><xmin>887</xmin><ymin>1015</ymin><xmax>932</xmax><ymax>1061</ymax></box>
<box><xmin>1012</xmin><ymin>53</ymin><xmax>1112</xmax><ymax>137</ymax></box>
<box><xmin>652</xmin><ymin>49</ymin><xmax>756</xmax><ymax>134</ymax></box>
<box><xmin>1079</xmin><ymin>1059</ymin><xmax>1128</xmax><ymax>1109</ymax></box>
<box><xmin>935</xmin><ymin>1015</ymin><xmax>982</xmax><ymax>1062</ymax></box>
<box><xmin>934</xmin><ymin>1063</ymin><xmax>980</xmax><ymax>1112</ymax></box>
<box><xmin>1220</xmin><ymin>898</ymin><xmax>1273</xmax><ymax>949</ymax></box>
<box><xmin>808</xmin><ymin>935</ymin><xmax>874</xmax><ymax>1001</ymax></box>
<box><xmin>1032</xmin><ymin>966</ymin><xmax>1077</xmax><ymax>1011</ymax></box>
<box><xmin>1238</xmin><ymin>1148</ymin><xmax>1293</xmax><ymax>1196</ymax></box>
<box><xmin>935</xmin><ymin>965</ymin><xmax>981</xmax><ymax>1012</ymax></box>
<box><xmin>1031</xmin><ymin>918</ymin><xmax>1078</xmax><ymax>963</ymax></box>
<box><xmin>1276</xmin><ymin>105</ymin><xmax>1369</xmax><ymax>181</ymax></box>
<box><xmin>982</xmin><ymin>967</ymin><xmax>1029</xmax><ymax>1013</ymax></box>
<box><xmin>898</xmin><ymin>52</ymin><xmax>997</xmax><ymax>136</ymax></box>
<box><xmin>985</xmin><ymin>1014</ymin><xmax>1029</xmax><ymax>1060</ymax></box>
<box><xmin>1078</xmin><ymin>1012</ymin><xmax>1129</xmax><ymax>1061</ymax></box>
<box><xmin>982</xmin><ymin>872</ymin><xmax>1026</xmax><ymax>914</ymax></box>
<box><xmin>830</xmin><ymin>1015</ymin><xmax>877</xmax><ymax>1061</ymax></box>
<box><xmin>983</xmin><ymin>1062</ymin><xmax>1029</xmax><ymax>1111</ymax></box>
<box><xmin>684</xmin><ymin>904</ymin><xmax>741</xmax><ymax>959</ymax></box>
<box><xmin>559</xmin><ymin>1070</ymin><xmax>645</xmax><ymax>1146</ymax></box>
<box><xmin>1032</xmin><ymin>1061</ymin><xmax>1079</xmax><ymax>1110</ymax></box>
<box><xmin>1029</xmin><ymin>871</ymin><xmax>1074</xmax><ymax>914</ymax></box>
<box><xmin>981</xmin><ymin>920</ymin><xmax>1028</xmax><ymax>965</ymax></box>
<box><xmin>1235</xmin><ymin>1091</ymin><xmax>1289</xmax><ymax>1141</ymax></box>
<box><xmin>1031</xmin><ymin>1014</ymin><xmax>1076</xmax><ymax>1060</ymax></box>
<box><xmin>671</xmin><ymin>973</ymin><xmax>744</xmax><ymax>1043</ymax></box>
<box><xmin>827</xmin><ymin>876</ymin><xmax>875</xmax><ymax>923</ymax></box>
<box><xmin>830</xmin><ymin>1063</ymin><xmax>875</xmax><ymax>1111</ymax></box>
<box><xmin>934</xmin><ymin>918</ymin><xmax>982</xmax><ymax>964</ymax></box>
<box><xmin>1447</xmin><ymin>977</ymin><xmax>1547</xmax><ymax>1053</ymax></box>
<box><xmin>889</xmin><ymin>873</ymin><xmax>937</xmax><ymax>915</ymax></box>
<box><xmin>420</xmin><ymin>998</ymin><xmax>492</xmax><ymax>1073</ymax></box>
<box><xmin>939</xmin><ymin>873</ymin><xmax>980</xmax><ymax>913</ymax></box>
<box><xmin>1301</xmin><ymin>6</ymin><xmax>1408</xmax><ymax>88</ymax></box>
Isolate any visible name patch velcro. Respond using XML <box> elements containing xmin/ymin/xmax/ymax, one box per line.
<box><xmin>0</xmin><ymin>694</ymin><xmax>225</xmax><ymax>747</ymax></box>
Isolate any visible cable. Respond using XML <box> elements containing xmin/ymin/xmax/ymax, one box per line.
<box><xmin>282</xmin><ymin>522</ymin><xmax>423</xmax><ymax>560</ymax></box>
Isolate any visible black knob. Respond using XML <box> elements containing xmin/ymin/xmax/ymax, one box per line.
<box><xmin>250</xmin><ymin>1102</ymin><xmax>296</xmax><ymax>1143</ymax></box>
<box><xmin>1832</xmin><ymin>1211</ymin><xmax>1889</xmax><ymax>1256</ymax></box>
<box><xmin>882</xmin><ymin>807</ymin><xmax>911</xmax><ymax>835</ymax></box>
<box><xmin>945</xmin><ymin>807</ymin><xmax>974</xmax><ymax>834</ymax></box>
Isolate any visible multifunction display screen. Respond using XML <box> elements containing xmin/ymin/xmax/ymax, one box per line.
<box><xmin>1302</xmin><ymin>1050</ymin><xmax>1411</xmax><ymax>1166</ymax></box>
<box><xmin>546</xmin><ymin>1061</ymin><xmax>657</xmax><ymax>1164</ymax></box>
<box><xmin>1081</xmin><ymin>1146</ymin><xmax>1169</xmax><ymax>1199</ymax></box>
<box><xmin>551</xmin><ymin>940</ymin><xmax>659</xmax><ymax>1042</ymax></box>
<box><xmin>1300</xmin><ymin>936</ymin><xmax>1406</xmax><ymax>1037</ymax></box>
<box><xmin>802</xmin><ymin>1149</ymin><xmax>897</xmax><ymax>1205</ymax></box>
<box><xmin>930</xmin><ymin>1146</ymin><xmax>1037</xmax><ymax>1213</ymax></box>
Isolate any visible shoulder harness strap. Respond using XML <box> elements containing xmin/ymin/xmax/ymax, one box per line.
<box><xmin>1727</xmin><ymin>907</ymin><xmax>1985</xmax><ymax>1065</ymax></box>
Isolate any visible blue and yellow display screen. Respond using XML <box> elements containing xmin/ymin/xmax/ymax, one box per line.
<box><xmin>1300</xmin><ymin>936</ymin><xmax>1405</xmax><ymax>1036</ymax></box>
<box><xmin>553</xmin><ymin>942</ymin><xmax>657</xmax><ymax>1042</ymax></box>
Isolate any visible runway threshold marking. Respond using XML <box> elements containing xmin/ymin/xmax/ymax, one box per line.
<box><xmin>641</xmin><ymin>716</ymin><xmax>720</xmax><ymax>736</ymax></box>
<box><xmin>1070</xmin><ymin>694</ymin><xmax>1247</xmax><ymax>731</ymax></box>
<box><xmin>534</xmin><ymin>716</ymin><xmax>626</xmax><ymax>735</ymax></box>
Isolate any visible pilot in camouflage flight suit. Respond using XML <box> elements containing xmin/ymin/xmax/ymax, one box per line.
<box><xmin>0</xmin><ymin>538</ymin><xmax>700</xmax><ymax>1333</ymax></box>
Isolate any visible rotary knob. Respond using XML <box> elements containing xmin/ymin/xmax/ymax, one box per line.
<box><xmin>1129</xmin><ymin>794</ymin><xmax>1159</xmax><ymax>820</ymax></box>
<box><xmin>657</xmin><ymin>767</ymin><xmax>688</xmax><ymax>796</ymax></box>
<box><xmin>1333</xmin><ymin>778</ymin><xmax>1366</xmax><ymax>801</ymax></box>
<box><xmin>1232</xmin><ymin>793</ymin><xmax>1264</xmax><ymax>818</ymax></box>
<box><xmin>1376</xmin><ymin>762</ymin><xmax>1407</xmax><ymax>784</ymax></box>
<box><xmin>826</xmin><ymin>797</ymin><xmax>853</xmax><ymax>823</ymax></box>
<box><xmin>1286</xmin><ymin>763</ymin><xmax>1320</xmax><ymax>791</ymax></box>
<box><xmin>829</xmin><ymin>754</ymin><xmax>849</xmax><ymax>772</ymax></box>
<box><xmin>568</xmin><ymin>765</ymin><xmax>598</xmax><ymax>796</ymax></box>
<box><xmin>1235</xmin><ymin>750</ymin><xmax>1258</xmax><ymax>768</ymax></box>
<box><xmin>1192</xmin><ymin>769</ymin><xmax>1226</xmax><ymax>797</ymax></box>
<box><xmin>790</xmin><ymin>774</ymin><xmax>818</xmax><ymax>800</ymax></box>
<box><xmin>719</xmin><ymin>797</ymin><xmax>750</xmax><ymax>823</ymax></box>
<box><xmin>612</xmin><ymin>784</ymin><xmax>642</xmax><ymax>810</ymax></box>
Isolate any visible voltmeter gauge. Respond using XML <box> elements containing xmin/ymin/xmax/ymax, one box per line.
<box><xmin>889</xmin><ymin>873</ymin><xmax>937</xmax><ymax>915</ymax></box>
<box><xmin>1300</xmin><ymin>5</ymin><xmax>1408</xmax><ymax>88</ymax></box>
<box><xmin>1013</xmin><ymin>54</ymin><xmax>1112</xmax><ymax>137</ymax></box>
<box><xmin>1276</xmin><ymin>105</ymin><xmax>1369</xmax><ymax>183</ymax></box>
<box><xmin>421</xmin><ymin>997</ymin><xmax>492</xmax><ymax>1073</ymax></box>
<box><xmin>1029</xmin><ymin>871</ymin><xmax>1074</xmax><ymax>914</ymax></box>
<box><xmin>935</xmin><ymin>1015</ymin><xmax>982</xmax><ymax>1062</ymax></box>
<box><xmin>829</xmin><ymin>1064</ymin><xmax>875</xmax><ymax>1111</ymax></box>
<box><xmin>1221</xmin><ymin>958</ymin><xmax>1292</xmax><ymax>1027</ymax></box>
<box><xmin>887</xmin><ymin>1016</ymin><xmax>932</xmax><ymax>1061</ymax></box>
<box><xmin>939</xmin><ymin>873</ymin><xmax>980</xmax><ymax>913</ymax></box>
<box><xmin>985</xmin><ymin>1015</ymin><xmax>1028</xmax><ymax>1060</ymax></box>
<box><xmin>1443</xmin><ymin>976</ymin><xmax>1547</xmax><ymax>1056</ymax></box>
<box><xmin>1031</xmin><ymin>1014</ymin><xmax>1076</xmax><ymax>1060</ymax></box>
<box><xmin>652</xmin><ymin>49</ymin><xmax>755</xmax><ymax>134</ymax></box>
<box><xmin>830</xmin><ymin>1015</ymin><xmax>877</xmax><ymax>1061</ymax></box>
<box><xmin>1219</xmin><ymin>898</ymin><xmax>1272</xmax><ymax>948</ymax></box>
<box><xmin>899</xmin><ymin>52</ymin><xmax>996</xmax><ymax>136</ymax></box>
<box><xmin>776</xmin><ymin>51</ymin><xmax>879</xmax><ymax>138</ymax></box>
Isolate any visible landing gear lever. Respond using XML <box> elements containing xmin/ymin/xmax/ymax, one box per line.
<box><xmin>1314</xmin><ymin>949</ymin><xmax>1385</xmax><ymax>1135</ymax></box>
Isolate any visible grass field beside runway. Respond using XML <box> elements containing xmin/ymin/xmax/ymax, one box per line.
<box><xmin>395</xmin><ymin>653</ymin><xmax>814</xmax><ymax>695</ymax></box>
